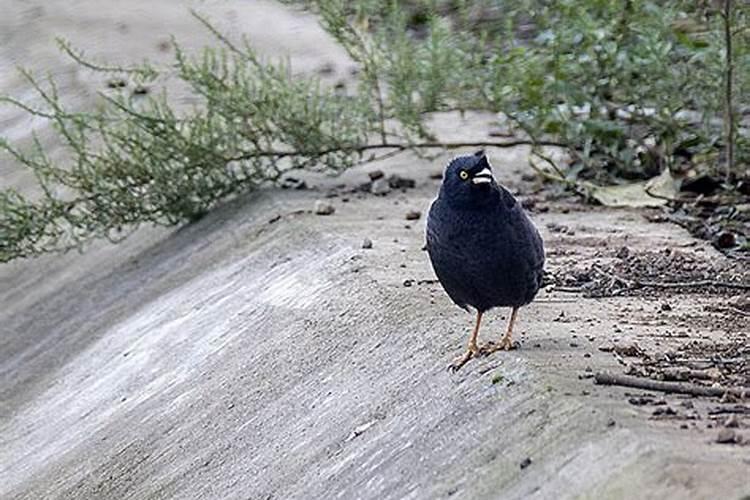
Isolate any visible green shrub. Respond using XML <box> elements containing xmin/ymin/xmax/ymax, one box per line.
<box><xmin>1</xmin><ymin>1</ymin><xmax>747</xmax><ymax>262</ymax></box>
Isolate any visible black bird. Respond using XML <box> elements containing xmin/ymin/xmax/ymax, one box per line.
<box><xmin>426</xmin><ymin>151</ymin><xmax>545</xmax><ymax>370</ymax></box>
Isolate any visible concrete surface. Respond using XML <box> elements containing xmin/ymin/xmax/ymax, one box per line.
<box><xmin>1</xmin><ymin>2</ymin><xmax>749</xmax><ymax>500</ymax></box>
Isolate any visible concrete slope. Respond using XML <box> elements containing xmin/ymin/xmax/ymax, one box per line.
<box><xmin>1</xmin><ymin>1</ymin><xmax>748</xmax><ymax>498</ymax></box>
<box><xmin>1</xmin><ymin>156</ymin><xmax>748</xmax><ymax>499</ymax></box>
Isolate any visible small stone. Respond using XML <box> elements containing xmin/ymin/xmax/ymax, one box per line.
<box><xmin>615</xmin><ymin>246</ymin><xmax>630</xmax><ymax>259</ymax></box>
<box><xmin>613</xmin><ymin>342</ymin><xmax>641</xmax><ymax>357</ymax></box>
<box><xmin>157</xmin><ymin>39</ymin><xmax>171</xmax><ymax>52</ymax></box>
<box><xmin>628</xmin><ymin>397</ymin><xmax>652</xmax><ymax>406</ymax></box>
<box><xmin>362</xmin><ymin>238</ymin><xmax>373</xmax><ymax>249</ymax></box>
<box><xmin>106</xmin><ymin>78</ymin><xmax>127</xmax><ymax>89</ymax></box>
<box><xmin>519</xmin><ymin>457</ymin><xmax>532</xmax><ymax>469</ymax></box>
<box><xmin>660</xmin><ymin>303</ymin><xmax>672</xmax><ymax>312</ymax></box>
<box><xmin>716</xmin><ymin>231</ymin><xmax>736</xmax><ymax>249</ymax></box>
<box><xmin>371</xmin><ymin>178</ymin><xmax>391</xmax><ymax>195</ymax></box>
<box><xmin>607</xmin><ymin>419</ymin><xmax>616</xmax><ymax>427</ymax></box>
<box><xmin>546</xmin><ymin>222</ymin><xmax>569</xmax><ymax>233</ymax></box>
<box><xmin>403</xmin><ymin>279</ymin><xmax>415</xmax><ymax>287</ymax></box>
<box><xmin>388</xmin><ymin>174</ymin><xmax>416</xmax><ymax>189</ymax></box>
<box><xmin>132</xmin><ymin>85</ymin><xmax>149</xmax><ymax>95</ymax></box>
<box><xmin>405</xmin><ymin>210</ymin><xmax>421</xmax><ymax>221</ymax></box>
<box><xmin>317</xmin><ymin>62</ymin><xmax>335</xmax><ymax>75</ymax></box>
<box><xmin>314</xmin><ymin>200</ymin><xmax>335</xmax><ymax>215</ymax></box>
<box><xmin>652</xmin><ymin>406</ymin><xmax>676</xmax><ymax>416</ymax></box>
<box><xmin>716</xmin><ymin>428</ymin><xmax>737</xmax><ymax>444</ymax></box>
<box><xmin>368</xmin><ymin>170</ymin><xmax>385</xmax><ymax>181</ymax></box>
<box><xmin>520</xmin><ymin>198</ymin><xmax>536</xmax><ymax>210</ymax></box>
<box><xmin>281</xmin><ymin>176</ymin><xmax>308</xmax><ymax>190</ymax></box>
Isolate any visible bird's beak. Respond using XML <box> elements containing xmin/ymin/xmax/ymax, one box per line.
<box><xmin>472</xmin><ymin>167</ymin><xmax>494</xmax><ymax>185</ymax></box>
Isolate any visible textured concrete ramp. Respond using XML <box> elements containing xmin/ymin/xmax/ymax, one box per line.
<box><xmin>1</xmin><ymin>1</ymin><xmax>748</xmax><ymax>499</ymax></box>
<box><xmin>1</xmin><ymin>171</ymin><xmax>748</xmax><ymax>499</ymax></box>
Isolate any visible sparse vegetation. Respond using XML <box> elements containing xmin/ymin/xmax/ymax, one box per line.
<box><xmin>1</xmin><ymin>1</ymin><xmax>748</xmax><ymax>262</ymax></box>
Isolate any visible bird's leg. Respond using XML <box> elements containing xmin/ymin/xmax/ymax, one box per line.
<box><xmin>497</xmin><ymin>306</ymin><xmax>519</xmax><ymax>350</ymax></box>
<box><xmin>481</xmin><ymin>307</ymin><xmax>519</xmax><ymax>354</ymax></box>
<box><xmin>449</xmin><ymin>310</ymin><xmax>483</xmax><ymax>372</ymax></box>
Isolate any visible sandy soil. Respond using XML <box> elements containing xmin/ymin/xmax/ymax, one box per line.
<box><xmin>1</xmin><ymin>2</ymin><xmax>749</xmax><ymax>499</ymax></box>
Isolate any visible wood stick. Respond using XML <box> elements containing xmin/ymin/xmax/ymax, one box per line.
<box><xmin>594</xmin><ymin>372</ymin><xmax>748</xmax><ymax>399</ymax></box>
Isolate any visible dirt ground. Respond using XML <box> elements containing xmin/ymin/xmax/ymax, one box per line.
<box><xmin>1</xmin><ymin>2</ymin><xmax>749</xmax><ymax>500</ymax></box>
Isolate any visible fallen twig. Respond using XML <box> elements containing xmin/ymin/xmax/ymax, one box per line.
<box><xmin>634</xmin><ymin>279</ymin><xmax>750</xmax><ymax>290</ymax></box>
<box><xmin>594</xmin><ymin>372</ymin><xmax>748</xmax><ymax>399</ymax></box>
<box><xmin>708</xmin><ymin>405</ymin><xmax>750</xmax><ymax>415</ymax></box>
<box><xmin>592</xmin><ymin>267</ymin><xmax>750</xmax><ymax>291</ymax></box>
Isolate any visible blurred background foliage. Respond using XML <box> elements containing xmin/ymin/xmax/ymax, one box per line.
<box><xmin>1</xmin><ymin>0</ymin><xmax>748</xmax><ymax>262</ymax></box>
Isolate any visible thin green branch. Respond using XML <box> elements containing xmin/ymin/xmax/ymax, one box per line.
<box><xmin>56</xmin><ymin>38</ymin><xmax>159</xmax><ymax>79</ymax></box>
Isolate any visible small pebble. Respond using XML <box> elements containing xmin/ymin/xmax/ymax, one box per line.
<box><xmin>362</xmin><ymin>238</ymin><xmax>373</xmax><ymax>249</ymax></box>
<box><xmin>613</xmin><ymin>342</ymin><xmax>641</xmax><ymax>357</ymax></box>
<box><xmin>106</xmin><ymin>78</ymin><xmax>127</xmax><ymax>89</ymax></box>
<box><xmin>403</xmin><ymin>279</ymin><xmax>415</xmax><ymax>287</ymax></box>
<box><xmin>388</xmin><ymin>174</ymin><xmax>416</xmax><ymax>189</ymax></box>
<box><xmin>281</xmin><ymin>177</ymin><xmax>308</xmax><ymax>190</ymax></box>
<box><xmin>520</xmin><ymin>457</ymin><xmax>532</xmax><ymax>469</ymax></box>
<box><xmin>405</xmin><ymin>210</ymin><xmax>421</xmax><ymax>221</ymax></box>
<box><xmin>368</xmin><ymin>170</ymin><xmax>385</xmax><ymax>181</ymax></box>
<box><xmin>317</xmin><ymin>62</ymin><xmax>335</xmax><ymax>75</ymax></box>
<box><xmin>716</xmin><ymin>428</ymin><xmax>738</xmax><ymax>444</ymax></box>
<box><xmin>371</xmin><ymin>178</ymin><xmax>391</xmax><ymax>195</ymax></box>
<box><xmin>314</xmin><ymin>200</ymin><xmax>335</xmax><ymax>215</ymax></box>
<box><xmin>716</xmin><ymin>231</ymin><xmax>736</xmax><ymax>248</ymax></box>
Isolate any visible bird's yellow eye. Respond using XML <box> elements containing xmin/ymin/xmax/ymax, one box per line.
<box><xmin>459</xmin><ymin>170</ymin><xmax>469</xmax><ymax>180</ymax></box>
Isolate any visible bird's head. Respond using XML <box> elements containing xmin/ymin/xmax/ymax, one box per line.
<box><xmin>439</xmin><ymin>150</ymin><xmax>498</xmax><ymax>208</ymax></box>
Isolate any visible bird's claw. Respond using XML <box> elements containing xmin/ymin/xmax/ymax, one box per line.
<box><xmin>479</xmin><ymin>337</ymin><xmax>516</xmax><ymax>355</ymax></box>
<box><xmin>448</xmin><ymin>346</ymin><xmax>478</xmax><ymax>372</ymax></box>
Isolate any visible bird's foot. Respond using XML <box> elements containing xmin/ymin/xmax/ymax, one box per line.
<box><xmin>479</xmin><ymin>336</ymin><xmax>516</xmax><ymax>355</ymax></box>
<box><xmin>448</xmin><ymin>345</ymin><xmax>479</xmax><ymax>372</ymax></box>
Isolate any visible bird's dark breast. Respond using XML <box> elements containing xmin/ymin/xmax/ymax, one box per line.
<box><xmin>427</xmin><ymin>197</ymin><xmax>544</xmax><ymax>312</ymax></box>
